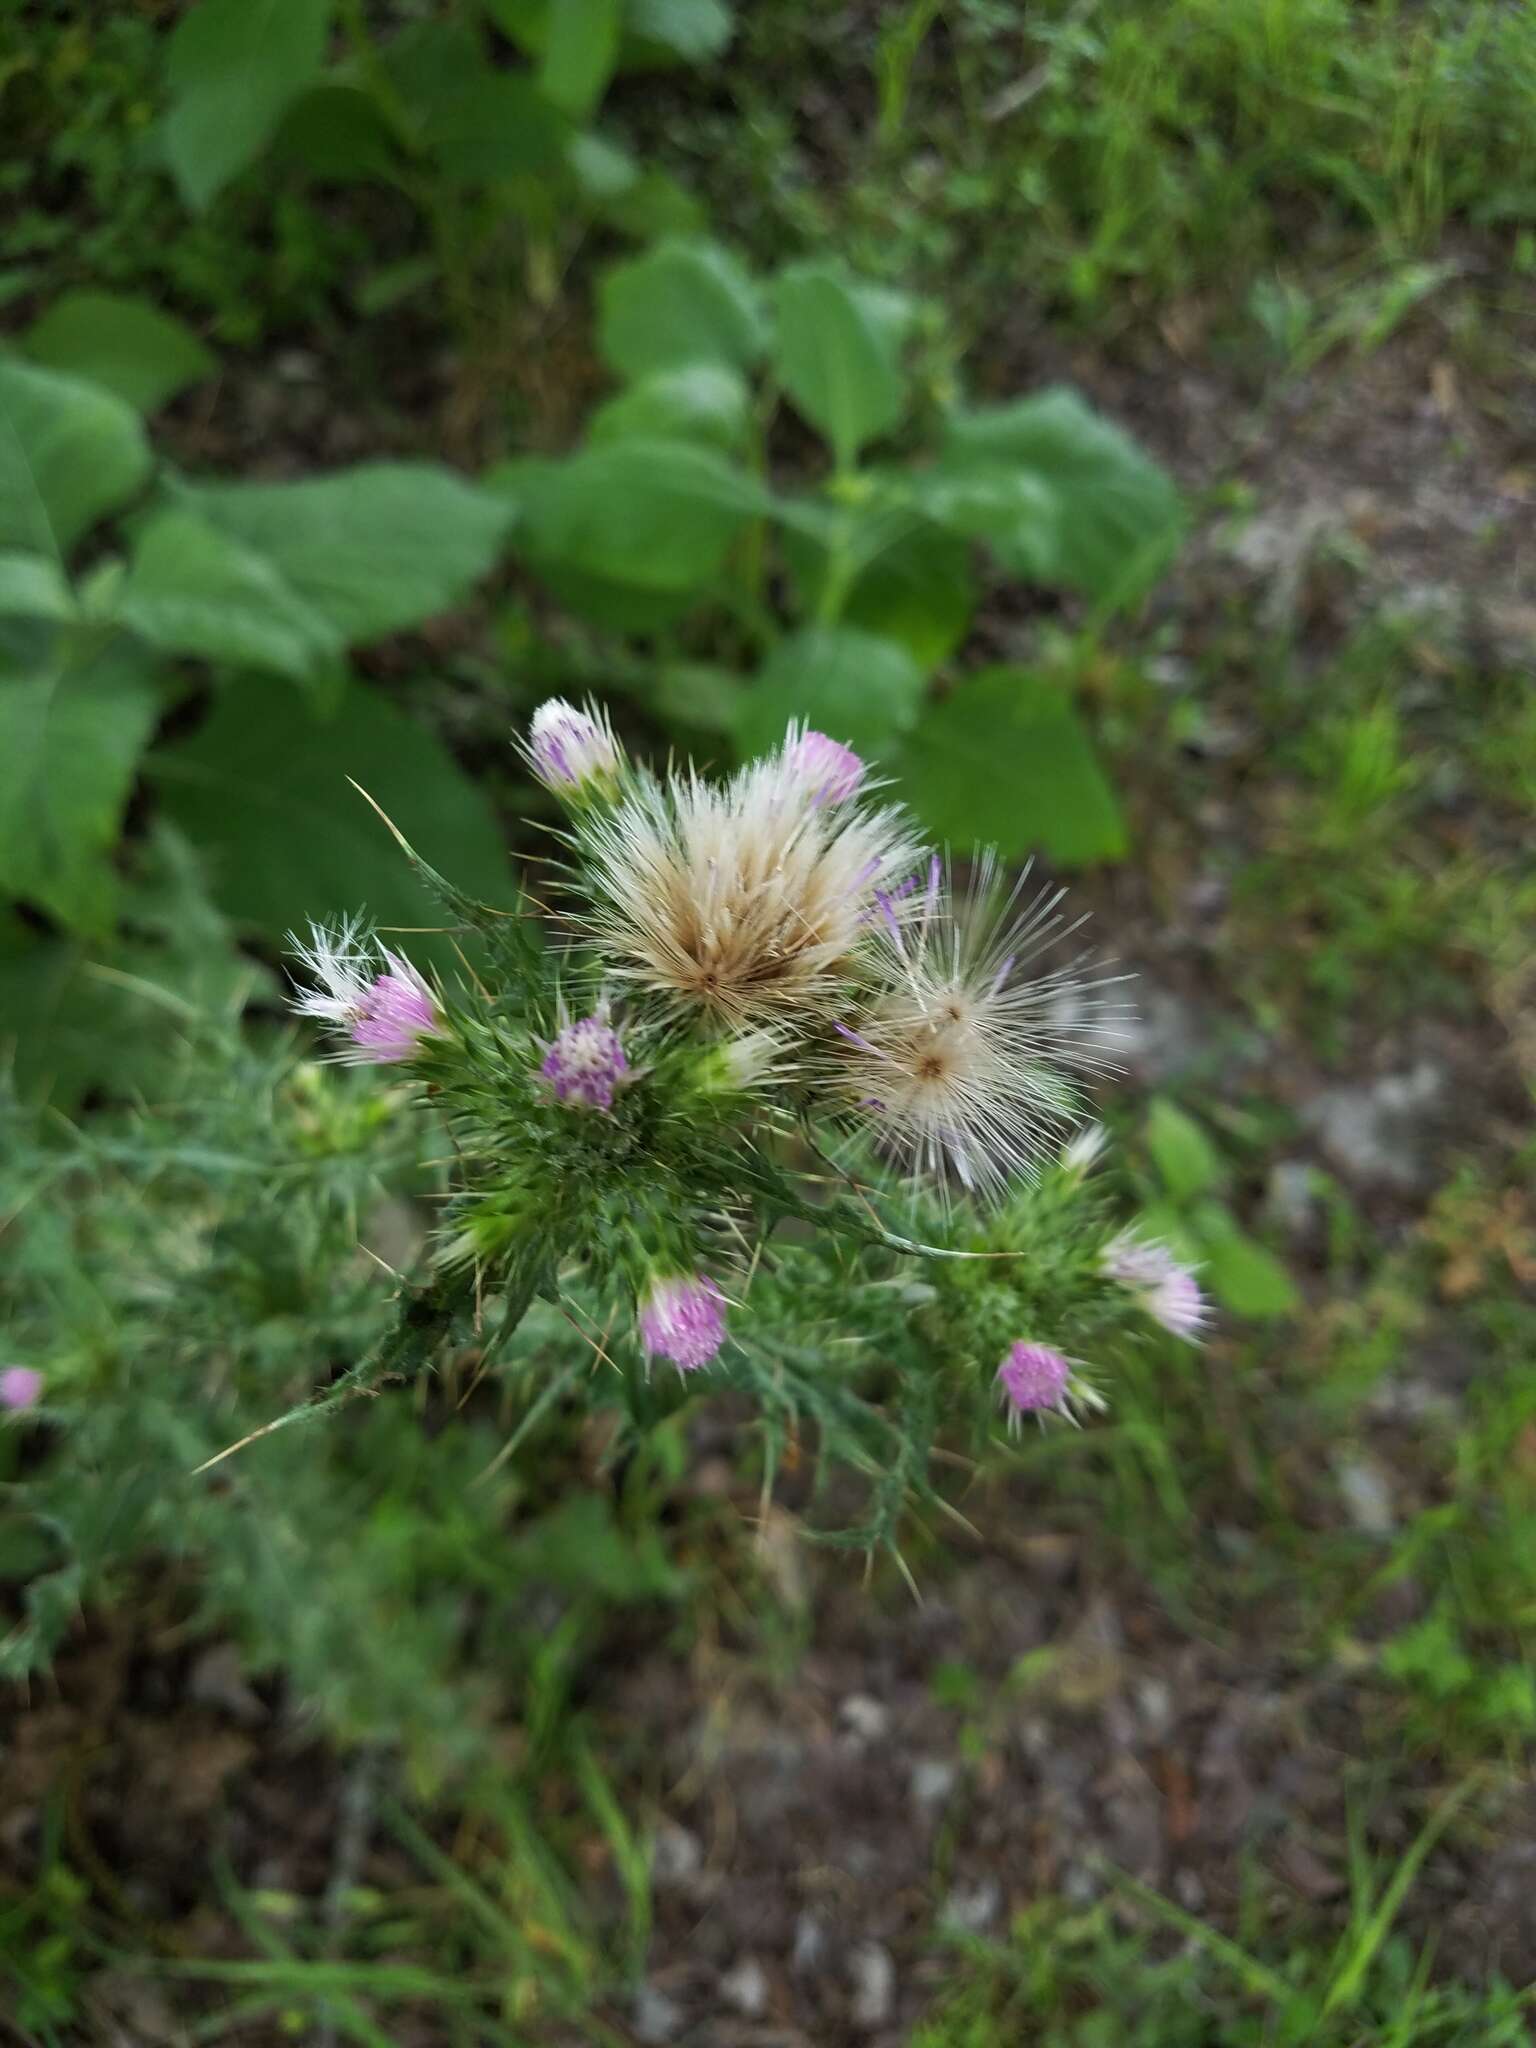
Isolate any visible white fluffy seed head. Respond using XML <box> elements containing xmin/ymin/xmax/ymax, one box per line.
<box><xmin>572</xmin><ymin>738</ymin><xmax>926</xmax><ymax>1027</ymax></box>
<box><xmin>820</xmin><ymin>855</ymin><xmax>1132</xmax><ymax>1200</ymax></box>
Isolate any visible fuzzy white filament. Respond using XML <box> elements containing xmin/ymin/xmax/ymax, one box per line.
<box><xmin>572</xmin><ymin>741</ymin><xmax>925</xmax><ymax>1026</ymax></box>
<box><xmin>821</xmin><ymin>855</ymin><xmax>1132</xmax><ymax>1199</ymax></box>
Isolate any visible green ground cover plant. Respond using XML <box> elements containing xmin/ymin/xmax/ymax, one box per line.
<box><xmin>707</xmin><ymin>0</ymin><xmax>1536</xmax><ymax>337</ymax></box>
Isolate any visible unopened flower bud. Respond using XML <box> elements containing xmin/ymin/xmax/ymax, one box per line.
<box><xmin>1101</xmin><ymin>1232</ymin><xmax>1210</xmax><ymax>1342</ymax></box>
<box><xmin>525</xmin><ymin>698</ymin><xmax>622</xmax><ymax>802</ymax></box>
<box><xmin>0</xmin><ymin>1367</ymin><xmax>43</xmax><ymax>1412</ymax></box>
<box><xmin>690</xmin><ymin>1029</ymin><xmax>786</xmax><ymax>1099</ymax></box>
<box><xmin>289</xmin><ymin>922</ymin><xmax>441</xmax><ymax>1065</ymax></box>
<box><xmin>786</xmin><ymin>727</ymin><xmax>865</xmax><ymax>806</ymax></box>
<box><xmin>1060</xmin><ymin>1122</ymin><xmax>1108</xmax><ymax>1180</ymax></box>
<box><xmin>541</xmin><ymin>1011</ymin><xmax>629</xmax><ymax>1111</ymax></box>
<box><xmin>995</xmin><ymin>1342</ymin><xmax>1072</xmax><ymax>1424</ymax></box>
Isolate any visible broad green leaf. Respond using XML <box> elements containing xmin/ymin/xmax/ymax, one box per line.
<box><xmin>567</xmin><ymin>129</ymin><xmax>639</xmax><ymax>200</ymax></box>
<box><xmin>379</xmin><ymin>20</ymin><xmax>570</xmax><ymax>180</ymax></box>
<box><xmin>272</xmin><ymin>82</ymin><xmax>401</xmax><ymax>183</ymax></box>
<box><xmin>772</xmin><ymin>261</ymin><xmax>910</xmax><ymax>469</ymax></box>
<box><xmin>539</xmin><ymin>567</ymin><xmax>701</xmax><ymax>634</ymax></box>
<box><xmin>493</xmin><ymin>440</ymin><xmax>765</xmax><ymax>593</ymax></box>
<box><xmin>152</xmin><ymin>680</ymin><xmax>513</xmax><ymax>955</ymax></box>
<box><xmin>0</xmin><ymin>629</ymin><xmax>160</xmax><ymax>933</ymax></box>
<box><xmin>380</xmin><ymin>17</ymin><xmax>481</xmax><ymax>113</ymax></box>
<box><xmin>24</xmin><ymin>292</ymin><xmax>214</xmax><ymax>414</ymax></box>
<box><xmin>841</xmin><ymin>516</ymin><xmax>973</xmax><ymax>668</ymax></box>
<box><xmin>895</xmin><ymin>665</ymin><xmax>1126</xmax><ymax>865</ymax></box>
<box><xmin>591</xmin><ymin>159</ymin><xmax>705</xmax><ymax>241</ymax></box>
<box><xmin>940</xmin><ymin>388</ymin><xmax>1183</xmax><ymax>605</ymax></box>
<box><xmin>478</xmin><ymin>0</ymin><xmax>550</xmax><ymax>53</ymax></box>
<box><xmin>1189</xmin><ymin>1200</ymin><xmax>1300</xmax><ymax>1319</ymax></box>
<box><xmin>589</xmin><ymin>364</ymin><xmax>748</xmax><ymax>450</ymax></box>
<box><xmin>0</xmin><ymin>360</ymin><xmax>151</xmax><ymax>558</ymax></box>
<box><xmin>1127</xmin><ymin>1202</ymin><xmax>1203</xmax><ymax>1265</ymax></box>
<box><xmin>622</xmin><ymin>0</ymin><xmax>733</xmax><ymax>64</ymax></box>
<box><xmin>1144</xmin><ymin>1099</ymin><xmax>1225</xmax><ymax>1202</ymax></box>
<box><xmin>649</xmin><ymin>662</ymin><xmax>743</xmax><ymax>735</ymax></box>
<box><xmin>0</xmin><ymin>554</ymin><xmax>75</xmax><ymax>624</ymax></box>
<box><xmin>542</xmin><ymin>0</ymin><xmax>622</xmax><ymax>113</ymax></box>
<box><xmin>117</xmin><ymin>508</ymin><xmax>341</xmax><ymax>681</ymax></box>
<box><xmin>163</xmin><ymin>0</ymin><xmax>333</xmax><ymax>209</ymax></box>
<box><xmin>911</xmin><ymin>466</ymin><xmax>1059</xmax><ymax>577</ymax></box>
<box><xmin>598</xmin><ymin>240</ymin><xmax>765</xmax><ymax>380</ymax></box>
<box><xmin>784</xmin><ymin>494</ymin><xmax>974</xmax><ymax>669</ymax></box>
<box><xmin>427</xmin><ymin>75</ymin><xmax>571</xmax><ymax>182</ymax></box>
<box><xmin>735</xmin><ymin>626</ymin><xmax>926</xmax><ymax>762</ymax></box>
<box><xmin>169</xmin><ymin>465</ymin><xmax>511</xmax><ymax>644</ymax></box>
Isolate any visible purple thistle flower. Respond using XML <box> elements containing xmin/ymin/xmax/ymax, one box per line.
<box><xmin>638</xmin><ymin>1274</ymin><xmax>727</xmax><ymax>1373</ymax></box>
<box><xmin>1101</xmin><ymin>1232</ymin><xmax>1210</xmax><ymax>1341</ymax></box>
<box><xmin>541</xmin><ymin>1011</ymin><xmax>629</xmax><ymax>1111</ymax></box>
<box><xmin>289</xmin><ymin>922</ymin><xmax>440</xmax><ymax>1066</ymax></box>
<box><xmin>995</xmin><ymin>1342</ymin><xmax>1072</xmax><ymax>1425</ymax></box>
<box><xmin>0</xmin><ymin>1367</ymin><xmax>43</xmax><ymax>1412</ymax></box>
<box><xmin>1145</xmin><ymin>1267</ymin><xmax>1211</xmax><ymax>1341</ymax></box>
<box><xmin>526</xmin><ymin>698</ymin><xmax>621</xmax><ymax>799</ymax></box>
<box><xmin>349</xmin><ymin>960</ymin><xmax>439</xmax><ymax>1062</ymax></box>
<box><xmin>787</xmin><ymin>728</ymin><xmax>865</xmax><ymax>806</ymax></box>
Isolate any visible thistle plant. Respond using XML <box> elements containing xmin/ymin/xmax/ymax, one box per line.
<box><xmin>0</xmin><ymin>710</ymin><xmax>1212</xmax><ymax>1742</ymax></box>
<box><xmin>270</xmin><ymin>705</ymin><xmax>1209</xmax><ymax>1544</ymax></box>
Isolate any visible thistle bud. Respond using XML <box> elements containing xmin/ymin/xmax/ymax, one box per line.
<box><xmin>638</xmin><ymin>1273</ymin><xmax>727</xmax><ymax>1373</ymax></box>
<box><xmin>688</xmin><ymin>1029</ymin><xmax>786</xmax><ymax>1100</ymax></box>
<box><xmin>289</xmin><ymin>922</ymin><xmax>441</xmax><ymax>1066</ymax></box>
<box><xmin>1100</xmin><ymin>1233</ymin><xmax>1210</xmax><ymax>1342</ymax></box>
<box><xmin>995</xmin><ymin>1341</ymin><xmax>1071</xmax><ymax>1424</ymax></box>
<box><xmin>525</xmin><ymin>698</ymin><xmax>623</xmax><ymax>803</ymax></box>
<box><xmin>1059</xmin><ymin>1123</ymin><xmax>1108</xmax><ymax>1181</ymax></box>
<box><xmin>540</xmin><ymin>1011</ymin><xmax>629</xmax><ymax>1112</ymax></box>
<box><xmin>0</xmin><ymin>1367</ymin><xmax>43</xmax><ymax>1412</ymax></box>
<box><xmin>786</xmin><ymin>727</ymin><xmax>865</xmax><ymax>806</ymax></box>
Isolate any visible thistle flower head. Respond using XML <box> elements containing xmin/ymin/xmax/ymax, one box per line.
<box><xmin>288</xmin><ymin>920</ymin><xmax>440</xmax><ymax>1065</ymax></box>
<box><xmin>540</xmin><ymin>1008</ymin><xmax>629</xmax><ymax>1111</ymax></box>
<box><xmin>996</xmin><ymin>1341</ymin><xmax>1071</xmax><ymax>1420</ymax></box>
<box><xmin>1101</xmin><ymin>1232</ymin><xmax>1210</xmax><ymax>1342</ymax></box>
<box><xmin>786</xmin><ymin>725</ymin><xmax>865</xmax><ymax>806</ymax></box>
<box><xmin>0</xmin><ymin>1367</ymin><xmax>42</xmax><ymax>1412</ymax></box>
<box><xmin>823</xmin><ymin>856</ymin><xmax>1129</xmax><ymax>1199</ymax></box>
<box><xmin>638</xmin><ymin>1273</ymin><xmax>727</xmax><ymax>1373</ymax></box>
<box><xmin>995</xmin><ymin>1342</ymin><xmax>1103</xmax><ymax>1427</ymax></box>
<box><xmin>524</xmin><ymin>697</ymin><xmax>623</xmax><ymax>802</ymax></box>
<box><xmin>1146</xmin><ymin>1266</ymin><xmax>1210</xmax><ymax>1340</ymax></box>
<box><xmin>575</xmin><ymin>749</ymin><xmax>924</xmax><ymax>1026</ymax></box>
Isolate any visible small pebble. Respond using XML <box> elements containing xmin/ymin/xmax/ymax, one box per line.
<box><xmin>719</xmin><ymin>1956</ymin><xmax>769</xmax><ymax>2019</ymax></box>
<box><xmin>840</xmin><ymin>1693</ymin><xmax>890</xmax><ymax>1743</ymax></box>
<box><xmin>943</xmin><ymin>1877</ymin><xmax>1001</xmax><ymax>1934</ymax></box>
<box><xmin>632</xmin><ymin>1984</ymin><xmax>683</xmax><ymax>2045</ymax></box>
<box><xmin>910</xmin><ymin>1757</ymin><xmax>957</xmax><ymax>1812</ymax></box>
<box><xmin>651</xmin><ymin>1821</ymin><xmax>702</xmax><ymax>1885</ymax></box>
<box><xmin>1135</xmin><ymin>1675</ymin><xmax>1174</xmax><ymax>1738</ymax></box>
<box><xmin>792</xmin><ymin>1909</ymin><xmax>827</xmax><ymax>1976</ymax></box>
<box><xmin>1335</xmin><ymin>1455</ymin><xmax>1395</xmax><ymax>1536</ymax></box>
<box><xmin>849</xmin><ymin>1941</ymin><xmax>895</xmax><ymax>2028</ymax></box>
